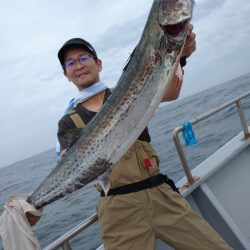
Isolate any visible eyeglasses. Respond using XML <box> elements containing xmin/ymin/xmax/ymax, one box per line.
<box><xmin>64</xmin><ymin>54</ymin><xmax>93</xmax><ymax>69</ymax></box>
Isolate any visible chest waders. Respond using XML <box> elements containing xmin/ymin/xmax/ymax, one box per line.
<box><xmin>67</xmin><ymin>109</ymin><xmax>180</xmax><ymax>195</ymax></box>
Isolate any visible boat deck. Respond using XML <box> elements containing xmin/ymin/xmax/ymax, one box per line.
<box><xmin>177</xmin><ymin>132</ymin><xmax>250</xmax><ymax>250</ymax></box>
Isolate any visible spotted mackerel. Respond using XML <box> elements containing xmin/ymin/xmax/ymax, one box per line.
<box><xmin>27</xmin><ymin>0</ymin><xmax>194</xmax><ymax>209</ymax></box>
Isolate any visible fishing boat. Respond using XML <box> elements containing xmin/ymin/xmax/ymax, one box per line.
<box><xmin>43</xmin><ymin>91</ymin><xmax>250</xmax><ymax>250</ymax></box>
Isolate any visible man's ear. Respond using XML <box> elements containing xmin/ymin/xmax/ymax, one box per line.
<box><xmin>97</xmin><ymin>59</ymin><xmax>103</xmax><ymax>73</ymax></box>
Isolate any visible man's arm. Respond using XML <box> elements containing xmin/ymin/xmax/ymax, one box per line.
<box><xmin>60</xmin><ymin>149</ymin><xmax>67</xmax><ymax>159</ymax></box>
<box><xmin>161</xmin><ymin>24</ymin><xmax>196</xmax><ymax>102</ymax></box>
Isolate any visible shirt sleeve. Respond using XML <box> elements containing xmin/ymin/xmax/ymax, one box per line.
<box><xmin>57</xmin><ymin>115</ymin><xmax>76</xmax><ymax>152</ymax></box>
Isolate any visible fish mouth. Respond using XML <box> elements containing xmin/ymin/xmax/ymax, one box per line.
<box><xmin>162</xmin><ymin>19</ymin><xmax>190</xmax><ymax>43</ymax></box>
<box><xmin>159</xmin><ymin>0</ymin><xmax>194</xmax><ymax>43</ymax></box>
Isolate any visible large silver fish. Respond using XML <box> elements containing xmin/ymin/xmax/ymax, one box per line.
<box><xmin>27</xmin><ymin>0</ymin><xmax>194</xmax><ymax>209</ymax></box>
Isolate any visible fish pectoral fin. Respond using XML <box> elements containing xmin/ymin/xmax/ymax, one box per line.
<box><xmin>58</xmin><ymin>128</ymin><xmax>82</xmax><ymax>147</ymax></box>
<box><xmin>97</xmin><ymin>169</ymin><xmax>112</xmax><ymax>196</ymax></box>
<box><xmin>58</xmin><ymin>128</ymin><xmax>82</xmax><ymax>137</ymax></box>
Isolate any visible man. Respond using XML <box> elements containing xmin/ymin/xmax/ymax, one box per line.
<box><xmin>56</xmin><ymin>25</ymin><xmax>232</xmax><ymax>250</ymax></box>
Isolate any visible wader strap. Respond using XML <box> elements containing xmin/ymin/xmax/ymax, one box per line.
<box><xmin>100</xmin><ymin>174</ymin><xmax>180</xmax><ymax>197</ymax></box>
<box><xmin>68</xmin><ymin>110</ymin><xmax>85</xmax><ymax>128</ymax></box>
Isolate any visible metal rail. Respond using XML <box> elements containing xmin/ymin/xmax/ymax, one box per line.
<box><xmin>43</xmin><ymin>213</ymin><xmax>98</xmax><ymax>250</ymax></box>
<box><xmin>173</xmin><ymin>91</ymin><xmax>250</xmax><ymax>185</ymax></box>
<box><xmin>44</xmin><ymin>91</ymin><xmax>250</xmax><ymax>249</ymax></box>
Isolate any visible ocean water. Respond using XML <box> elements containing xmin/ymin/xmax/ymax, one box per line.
<box><xmin>0</xmin><ymin>73</ymin><xmax>250</xmax><ymax>250</ymax></box>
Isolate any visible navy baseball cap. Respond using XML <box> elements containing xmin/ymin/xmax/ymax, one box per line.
<box><xmin>58</xmin><ymin>38</ymin><xmax>98</xmax><ymax>66</ymax></box>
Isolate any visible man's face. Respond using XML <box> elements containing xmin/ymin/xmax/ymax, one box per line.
<box><xmin>63</xmin><ymin>47</ymin><xmax>102</xmax><ymax>90</ymax></box>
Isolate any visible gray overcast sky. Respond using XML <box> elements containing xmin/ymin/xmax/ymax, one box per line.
<box><xmin>0</xmin><ymin>0</ymin><xmax>250</xmax><ymax>168</ymax></box>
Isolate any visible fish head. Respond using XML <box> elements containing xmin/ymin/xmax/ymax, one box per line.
<box><xmin>159</xmin><ymin>0</ymin><xmax>195</xmax><ymax>43</ymax></box>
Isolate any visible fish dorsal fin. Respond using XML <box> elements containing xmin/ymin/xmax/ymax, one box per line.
<box><xmin>122</xmin><ymin>46</ymin><xmax>137</xmax><ymax>72</ymax></box>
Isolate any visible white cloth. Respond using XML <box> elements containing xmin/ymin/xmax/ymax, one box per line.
<box><xmin>56</xmin><ymin>81</ymin><xmax>108</xmax><ymax>156</ymax></box>
<box><xmin>0</xmin><ymin>195</ymin><xmax>42</xmax><ymax>250</ymax></box>
<box><xmin>64</xmin><ymin>81</ymin><xmax>108</xmax><ymax>115</ymax></box>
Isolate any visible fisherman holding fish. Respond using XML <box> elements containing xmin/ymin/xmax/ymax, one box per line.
<box><xmin>52</xmin><ymin>22</ymin><xmax>232</xmax><ymax>250</ymax></box>
<box><xmin>0</xmin><ymin>1</ymin><xmax>234</xmax><ymax>249</ymax></box>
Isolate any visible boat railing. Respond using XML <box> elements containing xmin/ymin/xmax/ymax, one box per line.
<box><xmin>43</xmin><ymin>91</ymin><xmax>250</xmax><ymax>250</ymax></box>
<box><xmin>173</xmin><ymin>91</ymin><xmax>250</xmax><ymax>185</ymax></box>
<box><xmin>43</xmin><ymin>213</ymin><xmax>98</xmax><ymax>250</ymax></box>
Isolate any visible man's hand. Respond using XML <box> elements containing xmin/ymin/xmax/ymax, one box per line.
<box><xmin>25</xmin><ymin>212</ymin><xmax>41</xmax><ymax>226</ymax></box>
<box><xmin>161</xmin><ymin>24</ymin><xmax>196</xmax><ymax>102</ymax></box>
<box><xmin>181</xmin><ymin>24</ymin><xmax>196</xmax><ymax>58</ymax></box>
